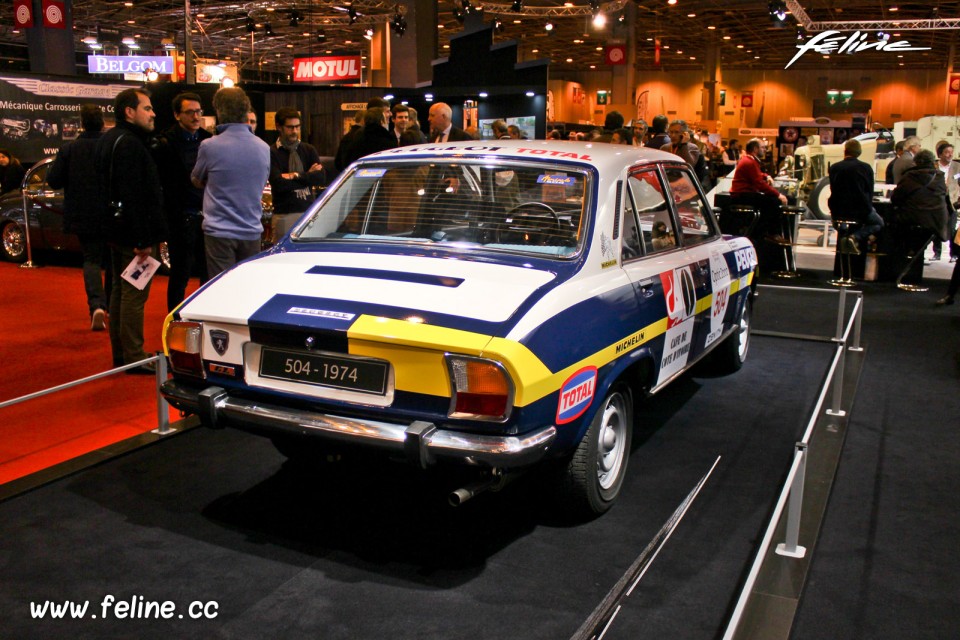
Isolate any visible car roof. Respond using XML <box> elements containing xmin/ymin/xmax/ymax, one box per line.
<box><xmin>359</xmin><ymin>139</ymin><xmax>683</xmax><ymax>175</ymax></box>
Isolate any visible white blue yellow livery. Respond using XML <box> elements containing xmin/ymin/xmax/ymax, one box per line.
<box><xmin>161</xmin><ymin>140</ymin><xmax>757</xmax><ymax>516</ymax></box>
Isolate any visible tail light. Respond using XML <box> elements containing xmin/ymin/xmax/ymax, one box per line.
<box><xmin>166</xmin><ymin>321</ymin><xmax>205</xmax><ymax>378</ymax></box>
<box><xmin>445</xmin><ymin>355</ymin><xmax>514</xmax><ymax>421</ymax></box>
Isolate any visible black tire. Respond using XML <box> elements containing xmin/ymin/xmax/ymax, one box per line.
<box><xmin>712</xmin><ymin>295</ymin><xmax>752</xmax><ymax>374</ymax></box>
<box><xmin>807</xmin><ymin>177</ymin><xmax>832</xmax><ymax>220</ymax></box>
<box><xmin>558</xmin><ymin>383</ymin><xmax>633</xmax><ymax>517</ymax></box>
<box><xmin>1</xmin><ymin>220</ymin><xmax>26</xmax><ymax>262</ymax></box>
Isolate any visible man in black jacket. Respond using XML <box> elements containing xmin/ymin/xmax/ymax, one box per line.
<box><xmin>95</xmin><ymin>88</ymin><xmax>168</xmax><ymax>373</ymax></box>
<box><xmin>268</xmin><ymin>106</ymin><xmax>325</xmax><ymax>239</ymax></box>
<box><xmin>892</xmin><ymin>149</ymin><xmax>951</xmax><ymax>263</ymax></box>
<box><xmin>427</xmin><ymin>102</ymin><xmax>472</xmax><ymax>143</ymax></box>
<box><xmin>828</xmin><ymin>139</ymin><xmax>885</xmax><ymax>254</ymax></box>
<box><xmin>155</xmin><ymin>92</ymin><xmax>211</xmax><ymax>311</ymax></box>
<box><xmin>47</xmin><ymin>103</ymin><xmax>108</xmax><ymax>331</ymax></box>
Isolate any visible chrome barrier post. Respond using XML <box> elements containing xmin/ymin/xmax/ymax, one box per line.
<box><xmin>152</xmin><ymin>354</ymin><xmax>176</xmax><ymax>435</ymax></box>
<box><xmin>19</xmin><ymin>188</ymin><xmax>38</xmax><ymax>269</ymax></box>
<box><xmin>776</xmin><ymin>443</ymin><xmax>808</xmax><ymax>558</ymax></box>
<box><xmin>850</xmin><ymin>292</ymin><xmax>864</xmax><ymax>352</ymax></box>
<box><xmin>834</xmin><ymin>287</ymin><xmax>846</xmax><ymax>342</ymax></box>
<box><xmin>826</xmin><ymin>340</ymin><xmax>847</xmax><ymax>417</ymax></box>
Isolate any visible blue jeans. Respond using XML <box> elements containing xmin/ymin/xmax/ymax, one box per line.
<box><xmin>852</xmin><ymin>208</ymin><xmax>884</xmax><ymax>245</ymax></box>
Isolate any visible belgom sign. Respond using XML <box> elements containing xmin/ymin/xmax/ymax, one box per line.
<box><xmin>87</xmin><ymin>56</ymin><xmax>174</xmax><ymax>75</ymax></box>
<box><xmin>293</xmin><ymin>55</ymin><xmax>362</xmax><ymax>83</ymax></box>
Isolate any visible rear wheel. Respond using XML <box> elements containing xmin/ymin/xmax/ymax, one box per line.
<box><xmin>559</xmin><ymin>383</ymin><xmax>633</xmax><ymax>517</ymax></box>
<box><xmin>808</xmin><ymin>177</ymin><xmax>832</xmax><ymax>220</ymax></box>
<box><xmin>1</xmin><ymin>221</ymin><xmax>26</xmax><ymax>262</ymax></box>
<box><xmin>712</xmin><ymin>295</ymin><xmax>752</xmax><ymax>373</ymax></box>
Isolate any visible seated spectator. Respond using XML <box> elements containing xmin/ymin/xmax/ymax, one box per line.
<box><xmin>730</xmin><ymin>138</ymin><xmax>789</xmax><ymax>269</ymax></box>
<box><xmin>827</xmin><ymin>139</ymin><xmax>884</xmax><ymax>255</ymax></box>
<box><xmin>891</xmin><ymin>149</ymin><xmax>951</xmax><ymax>248</ymax></box>
<box><xmin>546</xmin><ymin>129</ymin><xmax>562</xmax><ymax>140</ymax></box>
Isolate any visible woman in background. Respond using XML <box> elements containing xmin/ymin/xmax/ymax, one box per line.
<box><xmin>0</xmin><ymin>149</ymin><xmax>26</xmax><ymax>194</ymax></box>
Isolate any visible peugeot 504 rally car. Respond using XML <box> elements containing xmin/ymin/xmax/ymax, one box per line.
<box><xmin>161</xmin><ymin>140</ymin><xmax>757</xmax><ymax>516</ymax></box>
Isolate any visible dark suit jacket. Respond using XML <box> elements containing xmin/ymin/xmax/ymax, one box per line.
<box><xmin>431</xmin><ymin>127</ymin><xmax>472</xmax><ymax>143</ymax></box>
<box><xmin>828</xmin><ymin>157</ymin><xmax>874</xmax><ymax>221</ymax></box>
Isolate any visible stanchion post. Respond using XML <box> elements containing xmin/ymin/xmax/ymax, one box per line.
<box><xmin>19</xmin><ymin>188</ymin><xmax>38</xmax><ymax>269</ymax></box>
<box><xmin>850</xmin><ymin>292</ymin><xmax>864</xmax><ymax>352</ymax></box>
<box><xmin>826</xmin><ymin>340</ymin><xmax>847</xmax><ymax>417</ymax></box>
<box><xmin>152</xmin><ymin>353</ymin><xmax>176</xmax><ymax>435</ymax></box>
<box><xmin>776</xmin><ymin>443</ymin><xmax>808</xmax><ymax>559</ymax></box>
<box><xmin>834</xmin><ymin>287</ymin><xmax>847</xmax><ymax>342</ymax></box>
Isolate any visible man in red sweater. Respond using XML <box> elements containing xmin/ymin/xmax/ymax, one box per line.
<box><xmin>731</xmin><ymin>138</ymin><xmax>788</xmax><ymax>206</ymax></box>
<box><xmin>729</xmin><ymin>138</ymin><xmax>789</xmax><ymax>271</ymax></box>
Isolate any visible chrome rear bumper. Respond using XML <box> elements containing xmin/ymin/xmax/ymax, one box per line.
<box><xmin>161</xmin><ymin>380</ymin><xmax>556</xmax><ymax>468</ymax></box>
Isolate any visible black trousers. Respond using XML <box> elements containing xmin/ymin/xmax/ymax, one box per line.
<box><xmin>166</xmin><ymin>211</ymin><xmax>206</xmax><ymax>312</ymax></box>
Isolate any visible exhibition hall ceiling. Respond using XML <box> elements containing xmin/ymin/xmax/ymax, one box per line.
<box><xmin>0</xmin><ymin>0</ymin><xmax>956</xmax><ymax>77</ymax></box>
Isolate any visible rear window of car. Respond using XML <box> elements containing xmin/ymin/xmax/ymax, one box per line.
<box><xmin>295</xmin><ymin>160</ymin><xmax>591</xmax><ymax>259</ymax></box>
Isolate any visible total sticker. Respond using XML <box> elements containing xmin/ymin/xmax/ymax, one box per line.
<box><xmin>556</xmin><ymin>366</ymin><xmax>597</xmax><ymax>424</ymax></box>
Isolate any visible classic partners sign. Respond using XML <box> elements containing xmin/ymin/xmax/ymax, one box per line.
<box><xmin>785</xmin><ymin>30</ymin><xmax>931</xmax><ymax>69</ymax></box>
<box><xmin>87</xmin><ymin>56</ymin><xmax>174</xmax><ymax>75</ymax></box>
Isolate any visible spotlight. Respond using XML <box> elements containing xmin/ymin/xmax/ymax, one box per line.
<box><xmin>348</xmin><ymin>5</ymin><xmax>357</xmax><ymax>24</ymax></box>
<box><xmin>588</xmin><ymin>0</ymin><xmax>600</xmax><ymax>10</ymax></box>
<box><xmin>246</xmin><ymin>17</ymin><xmax>255</xmax><ymax>32</ymax></box>
<box><xmin>877</xmin><ymin>31</ymin><xmax>890</xmax><ymax>40</ymax></box>
<box><xmin>593</xmin><ymin>12</ymin><xmax>606</xmax><ymax>27</ymax></box>
<box><xmin>493</xmin><ymin>16</ymin><xmax>504</xmax><ymax>33</ymax></box>
<box><xmin>617</xmin><ymin>13</ymin><xmax>626</xmax><ymax>25</ymax></box>
<box><xmin>364</xmin><ymin>28</ymin><xmax>374</xmax><ymax>40</ymax></box>
<box><xmin>544</xmin><ymin>22</ymin><xmax>553</xmax><ymax>31</ymax></box>
<box><xmin>511</xmin><ymin>0</ymin><xmax>523</xmax><ymax>11</ymax></box>
<box><xmin>796</xmin><ymin>28</ymin><xmax>805</xmax><ymax>40</ymax></box>
<box><xmin>264</xmin><ymin>22</ymin><xmax>274</xmax><ymax>36</ymax></box>
<box><xmin>316</xmin><ymin>29</ymin><xmax>326</xmax><ymax>42</ymax></box>
<box><xmin>454</xmin><ymin>7</ymin><xmax>464</xmax><ymax>22</ymax></box>
<box><xmin>289</xmin><ymin>10</ymin><xmax>302</xmax><ymax>28</ymax></box>
<box><xmin>768</xmin><ymin>0</ymin><xmax>787</xmax><ymax>23</ymax></box>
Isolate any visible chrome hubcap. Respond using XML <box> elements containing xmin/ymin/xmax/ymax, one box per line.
<box><xmin>597</xmin><ymin>395</ymin><xmax>627</xmax><ymax>490</ymax></box>
<box><xmin>2</xmin><ymin>224</ymin><xmax>24</xmax><ymax>259</ymax></box>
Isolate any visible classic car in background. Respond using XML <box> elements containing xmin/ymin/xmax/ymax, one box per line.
<box><xmin>0</xmin><ymin>157</ymin><xmax>78</xmax><ymax>262</ymax></box>
<box><xmin>160</xmin><ymin>140</ymin><xmax>758</xmax><ymax>517</ymax></box>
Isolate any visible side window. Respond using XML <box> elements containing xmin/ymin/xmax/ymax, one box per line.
<box><xmin>627</xmin><ymin>169</ymin><xmax>677</xmax><ymax>254</ymax></box>
<box><xmin>621</xmin><ymin>186</ymin><xmax>642</xmax><ymax>262</ymax></box>
<box><xmin>663</xmin><ymin>166</ymin><xmax>717</xmax><ymax>247</ymax></box>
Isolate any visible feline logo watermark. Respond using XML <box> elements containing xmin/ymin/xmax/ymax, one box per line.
<box><xmin>785</xmin><ymin>30</ymin><xmax>931</xmax><ymax>69</ymax></box>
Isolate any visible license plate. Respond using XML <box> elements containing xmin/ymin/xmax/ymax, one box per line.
<box><xmin>258</xmin><ymin>347</ymin><xmax>388</xmax><ymax>395</ymax></box>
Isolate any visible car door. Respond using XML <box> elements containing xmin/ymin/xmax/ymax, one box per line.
<box><xmin>23</xmin><ymin>159</ymin><xmax>71</xmax><ymax>250</ymax></box>
<box><xmin>661</xmin><ymin>164</ymin><xmax>730</xmax><ymax>358</ymax></box>
<box><xmin>620</xmin><ymin>165</ymin><xmax>698</xmax><ymax>388</ymax></box>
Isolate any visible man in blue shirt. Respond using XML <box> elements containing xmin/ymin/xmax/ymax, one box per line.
<box><xmin>191</xmin><ymin>87</ymin><xmax>270</xmax><ymax>278</ymax></box>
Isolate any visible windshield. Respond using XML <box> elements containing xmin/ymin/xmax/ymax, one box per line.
<box><xmin>296</xmin><ymin>160</ymin><xmax>591</xmax><ymax>258</ymax></box>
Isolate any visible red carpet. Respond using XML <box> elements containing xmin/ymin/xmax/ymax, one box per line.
<box><xmin>0</xmin><ymin>260</ymin><xmax>194</xmax><ymax>485</ymax></box>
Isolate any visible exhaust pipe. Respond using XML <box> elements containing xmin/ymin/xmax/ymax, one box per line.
<box><xmin>448</xmin><ymin>468</ymin><xmax>524</xmax><ymax>507</ymax></box>
<box><xmin>448</xmin><ymin>476</ymin><xmax>499</xmax><ymax>506</ymax></box>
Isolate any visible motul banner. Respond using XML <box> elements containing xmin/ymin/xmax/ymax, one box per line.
<box><xmin>42</xmin><ymin>0</ymin><xmax>66</xmax><ymax>29</ymax></box>
<box><xmin>292</xmin><ymin>55</ymin><xmax>362</xmax><ymax>83</ymax></box>
<box><xmin>14</xmin><ymin>0</ymin><xmax>34</xmax><ymax>28</ymax></box>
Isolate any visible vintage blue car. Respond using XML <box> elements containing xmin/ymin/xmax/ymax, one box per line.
<box><xmin>161</xmin><ymin>140</ymin><xmax>757</xmax><ymax>516</ymax></box>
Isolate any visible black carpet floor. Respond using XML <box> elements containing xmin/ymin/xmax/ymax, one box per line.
<box><xmin>0</xmin><ymin>268</ymin><xmax>956</xmax><ymax>639</ymax></box>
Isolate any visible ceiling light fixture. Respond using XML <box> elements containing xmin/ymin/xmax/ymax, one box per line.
<box><xmin>768</xmin><ymin>0</ymin><xmax>787</xmax><ymax>23</ymax></box>
<box><xmin>511</xmin><ymin>0</ymin><xmax>523</xmax><ymax>11</ymax></box>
